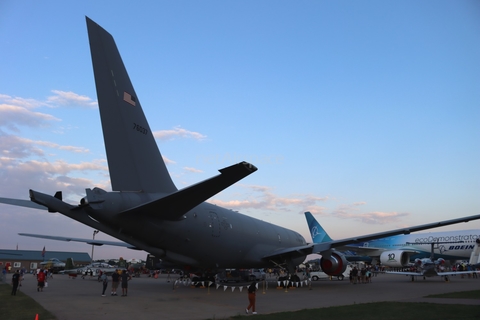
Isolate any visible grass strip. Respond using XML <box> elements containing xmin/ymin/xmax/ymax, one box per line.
<box><xmin>425</xmin><ymin>289</ymin><xmax>480</xmax><ymax>299</ymax></box>
<box><xmin>227</xmin><ymin>301</ymin><xmax>480</xmax><ymax>320</ymax></box>
<box><xmin>0</xmin><ymin>282</ymin><xmax>57</xmax><ymax>320</ymax></box>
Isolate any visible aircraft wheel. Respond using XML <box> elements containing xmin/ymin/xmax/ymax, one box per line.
<box><xmin>312</xmin><ymin>276</ymin><xmax>319</xmax><ymax>281</ymax></box>
<box><xmin>337</xmin><ymin>275</ymin><xmax>344</xmax><ymax>281</ymax></box>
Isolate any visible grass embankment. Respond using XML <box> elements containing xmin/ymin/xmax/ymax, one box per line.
<box><xmin>0</xmin><ymin>282</ymin><xmax>57</xmax><ymax>320</ymax></box>
<box><xmin>226</xmin><ymin>290</ymin><xmax>480</xmax><ymax>320</ymax></box>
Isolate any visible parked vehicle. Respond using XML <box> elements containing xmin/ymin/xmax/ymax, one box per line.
<box><xmin>310</xmin><ymin>265</ymin><xmax>352</xmax><ymax>281</ymax></box>
<box><xmin>248</xmin><ymin>268</ymin><xmax>266</xmax><ymax>281</ymax></box>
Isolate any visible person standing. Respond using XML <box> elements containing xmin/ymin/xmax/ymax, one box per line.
<box><xmin>121</xmin><ymin>270</ymin><xmax>132</xmax><ymax>296</ymax></box>
<box><xmin>351</xmin><ymin>266</ymin><xmax>358</xmax><ymax>284</ymax></box>
<box><xmin>245</xmin><ymin>281</ymin><xmax>257</xmax><ymax>315</ymax></box>
<box><xmin>111</xmin><ymin>269</ymin><xmax>119</xmax><ymax>296</ymax></box>
<box><xmin>100</xmin><ymin>272</ymin><xmax>109</xmax><ymax>296</ymax></box>
<box><xmin>37</xmin><ymin>270</ymin><xmax>46</xmax><ymax>292</ymax></box>
<box><xmin>11</xmin><ymin>270</ymin><xmax>20</xmax><ymax>295</ymax></box>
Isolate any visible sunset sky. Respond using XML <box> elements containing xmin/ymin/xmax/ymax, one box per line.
<box><xmin>1</xmin><ymin>1</ymin><xmax>479</xmax><ymax>260</ymax></box>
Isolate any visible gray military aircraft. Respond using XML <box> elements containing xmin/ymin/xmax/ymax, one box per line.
<box><xmin>1</xmin><ymin>17</ymin><xmax>480</xmax><ymax>276</ymax></box>
<box><xmin>40</xmin><ymin>258</ymin><xmax>66</xmax><ymax>268</ymax></box>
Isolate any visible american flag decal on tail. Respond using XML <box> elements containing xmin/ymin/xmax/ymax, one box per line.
<box><xmin>123</xmin><ymin>91</ymin><xmax>136</xmax><ymax>106</ymax></box>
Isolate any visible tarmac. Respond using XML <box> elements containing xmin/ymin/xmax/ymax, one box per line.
<box><xmin>6</xmin><ymin>272</ymin><xmax>480</xmax><ymax>319</ymax></box>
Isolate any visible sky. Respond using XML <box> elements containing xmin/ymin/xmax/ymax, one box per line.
<box><xmin>0</xmin><ymin>1</ymin><xmax>479</xmax><ymax>261</ymax></box>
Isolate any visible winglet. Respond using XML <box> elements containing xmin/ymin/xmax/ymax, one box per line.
<box><xmin>304</xmin><ymin>211</ymin><xmax>333</xmax><ymax>243</ymax></box>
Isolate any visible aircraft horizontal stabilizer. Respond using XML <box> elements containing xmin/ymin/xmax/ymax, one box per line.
<box><xmin>0</xmin><ymin>197</ymin><xmax>47</xmax><ymax>210</ymax></box>
<box><xmin>118</xmin><ymin>161</ymin><xmax>257</xmax><ymax>220</ymax></box>
<box><xmin>29</xmin><ymin>189</ymin><xmax>75</xmax><ymax>213</ymax></box>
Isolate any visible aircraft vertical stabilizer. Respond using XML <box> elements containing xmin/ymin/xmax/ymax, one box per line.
<box><xmin>86</xmin><ymin>17</ymin><xmax>176</xmax><ymax>193</ymax></box>
<box><xmin>305</xmin><ymin>211</ymin><xmax>333</xmax><ymax>243</ymax></box>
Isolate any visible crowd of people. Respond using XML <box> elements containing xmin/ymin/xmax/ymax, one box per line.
<box><xmin>4</xmin><ymin>266</ymin><xmax>135</xmax><ymax>298</ymax></box>
<box><xmin>349</xmin><ymin>266</ymin><xmax>374</xmax><ymax>284</ymax></box>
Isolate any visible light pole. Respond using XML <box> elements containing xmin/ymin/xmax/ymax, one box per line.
<box><xmin>91</xmin><ymin>230</ymin><xmax>99</xmax><ymax>263</ymax></box>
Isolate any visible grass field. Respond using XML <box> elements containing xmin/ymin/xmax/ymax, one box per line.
<box><xmin>0</xmin><ymin>282</ymin><xmax>56</xmax><ymax>320</ymax></box>
<box><xmin>426</xmin><ymin>289</ymin><xmax>480</xmax><ymax>299</ymax></box>
<box><xmin>227</xmin><ymin>301</ymin><xmax>480</xmax><ymax>319</ymax></box>
<box><xmin>227</xmin><ymin>290</ymin><xmax>480</xmax><ymax>320</ymax></box>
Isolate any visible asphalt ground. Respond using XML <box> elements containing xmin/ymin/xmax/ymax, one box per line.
<box><xmin>9</xmin><ymin>272</ymin><xmax>480</xmax><ymax>320</ymax></box>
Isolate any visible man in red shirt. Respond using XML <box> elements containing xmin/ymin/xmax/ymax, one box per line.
<box><xmin>37</xmin><ymin>270</ymin><xmax>46</xmax><ymax>292</ymax></box>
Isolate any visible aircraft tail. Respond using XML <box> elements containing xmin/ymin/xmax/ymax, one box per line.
<box><xmin>86</xmin><ymin>17</ymin><xmax>177</xmax><ymax>193</ymax></box>
<box><xmin>304</xmin><ymin>211</ymin><xmax>333</xmax><ymax>243</ymax></box>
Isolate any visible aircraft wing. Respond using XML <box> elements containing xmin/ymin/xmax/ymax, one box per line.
<box><xmin>263</xmin><ymin>244</ymin><xmax>315</xmax><ymax>260</ymax></box>
<box><xmin>118</xmin><ymin>161</ymin><xmax>257</xmax><ymax>220</ymax></box>
<box><xmin>312</xmin><ymin>213</ymin><xmax>480</xmax><ymax>252</ymax></box>
<box><xmin>437</xmin><ymin>271</ymin><xmax>480</xmax><ymax>276</ymax></box>
<box><xmin>18</xmin><ymin>233</ymin><xmax>139</xmax><ymax>249</ymax></box>
<box><xmin>337</xmin><ymin>245</ymin><xmax>419</xmax><ymax>255</ymax></box>
<box><xmin>386</xmin><ymin>271</ymin><xmax>423</xmax><ymax>276</ymax></box>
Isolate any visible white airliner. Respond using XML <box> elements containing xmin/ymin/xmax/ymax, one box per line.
<box><xmin>306</xmin><ymin>212</ymin><xmax>480</xmax><ymax>267</ymax></box>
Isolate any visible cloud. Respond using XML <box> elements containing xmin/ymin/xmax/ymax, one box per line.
<box><xmin>0</xmin><ymin>103</ymin><xmax>60</xmax><ymax>131</ymax></box>
<box><xmin>163</xmin><ymin>156</ymin><xmax>176</xmax><ymax>165</ymax></box>
<box><xmin>47</xmin><ymin>90</ymin><xmax>97</xmax><ymax>109</ymax></box>
<box><xmin>184</xmin><ymin>167</ymin><xmax>203</xmax><ymax>173</ymax></box>
<box><xmin>0</xmin><ymin>132</ymin><xmax>89</xmax><ymax>159</ymax></box>
<box><xmin>210</xmin><ymin>187</ymin><xmax>409</xmax><ymax>226</ymax></box>
<box><xmin>210</xmin><ymin>184</ymin><xmax>329</xmax><ymax>215</ymax></box>
<box><xmin>0</xmin><ymin>94</ymin><xmax>48</xmax><ymax>109</ymax></box>
<box><xmin>0</xmin><ymin>91</ymin><xmax>97</xmax><ymax>131</ymax></box>
<box><xmin>332</xmin><ymin>202</ymin><xmax>409</xmax><ymax>224</ymax></box>
<box><xmin>153</xmin><ymin>126</ymin><xmax>206</xmax><ymax>141</ymax></box>
<box><xmin>0</xmin><ymin>157</ymin><xmax>109</xmax><ymax>199</ymax></box>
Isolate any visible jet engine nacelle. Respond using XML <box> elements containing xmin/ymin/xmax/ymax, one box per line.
<box><xmin>380</xmin><ymin>250</ymin><xmax>410</xmax><ymax>267</ymax></box>
<box><xmin>320</xmin><ymin>251</ymin><xmax>348</xmax><ymax>276</ymax></box>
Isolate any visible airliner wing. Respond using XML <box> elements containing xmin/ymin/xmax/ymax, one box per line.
<box><xmin>262</xmin><ymin>244</ymin><xmax>315</xmax><ymax>260</ymax></box>
<box><xmin>18</xmin><ymin>233</ymin><xmax>139</xmax><ymax>249</ymax></box>
<box><xmin>337</xmin><ymin>245</ymin><xmax>419</xmax><ymax>255</ymax></box>
<box><xmin>315</xmin><ymin>213</ymin><xmax>480</xmax><ymax>251</ymax></box>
